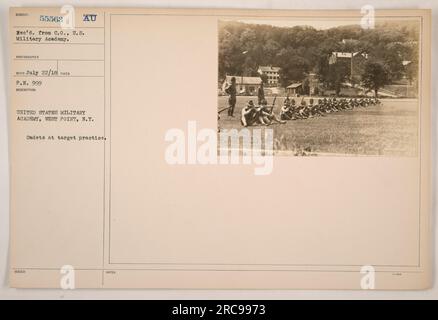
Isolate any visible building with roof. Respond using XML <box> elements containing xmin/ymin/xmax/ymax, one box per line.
<box><xmin>257</xmin><ymin>66</ymin><xmax>281</xmax><ymax>86</ymax></box>
<box><xmin>330</xmin><ymin>52</ymin><xmax>369</xmax><ymax>61</ymax></box>
<box><xmin>286</xmin><ymin>83</ymin><xmax>303</xmax><ymax>96</ymax></box>
<box><xmin>222</xmin><ymin>75</ymin><xmax>262</xmax><ymax>96</ymax></box>
<box><xmin>329</xmin><ymin>51</ymin><xmax>368</xmax><ymax>84</ymax></box>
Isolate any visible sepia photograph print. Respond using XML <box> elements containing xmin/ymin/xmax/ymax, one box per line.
<box><xmin>218</xmin><ymin>17</ymin><xmax>420</xmax><ymax>156</ymax></box>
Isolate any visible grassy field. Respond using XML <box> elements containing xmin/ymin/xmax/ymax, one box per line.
<box><xmin>217</xmin><ymin>96</ymin><xmax>418</xmax><ymax>156</ymax></box>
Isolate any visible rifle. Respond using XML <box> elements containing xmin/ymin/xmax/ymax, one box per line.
<box><xmin>268</xmin><ymin>95</ymin><xmax>277</xmax><ymax>113</ymax></box>
<box><xmin>218</xmin><ymin>106</ymin><xmax>231</xmax><ymax>114</ymax></box>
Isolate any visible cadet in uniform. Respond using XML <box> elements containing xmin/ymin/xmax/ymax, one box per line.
<box><xmin>241</xmin><ymin>100</ymin><xmax>257</xmax><ymax>127</ymax></box>
<box><xmin>280</xmin><ymin>99</ymin><xmax>293</xmax><ymax>121</ymax></box>
<box><xmin>257</xmin><ymin>99</ymin><xmax>286</xmax><ymax>125</ymax></box>
<box><xmin>225</xmin><ymin>77</ymin><xmax>237</xmax><ymax>117</ymax></box>
<box><xmin>257</xmin><ymin>81</ymin><xmax>265</xmax><ymax>105</ymax></box>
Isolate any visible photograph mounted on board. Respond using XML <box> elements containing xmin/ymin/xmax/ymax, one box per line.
<box><xmin>217</xmin><ymin>17</ymin><xmax>420</xmax><ymax>156</ymax></box>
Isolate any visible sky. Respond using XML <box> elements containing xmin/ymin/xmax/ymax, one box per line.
<box><xmin>232</xmin><ymin>17</ymin><xmax>419</xmax><ymax>30</ymax></box>
<box><xmin>236</xmin><ymin>19</ymin><xmax>361</xmax><ymax>29</ymax></box>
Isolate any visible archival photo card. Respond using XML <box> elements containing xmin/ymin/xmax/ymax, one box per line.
<box><xmin>8</xmin><ymin>7</ymin><xmax>431</xmax><ymax>289</ymax></box>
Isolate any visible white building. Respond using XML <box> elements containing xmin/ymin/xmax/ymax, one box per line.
<box><xmin>222</xmin><ymin>75</ymin><xmax>262</xmax><ymax>96</ymax></box>
<box><xmin>329</xmin><ymin>52</ymin><xmax>368</xmax><ymax>66</ymax></box>
<box><xmin>257</xmin><ymin>66</ymin><xmax>281</xmax><ymax>86</ymax></box>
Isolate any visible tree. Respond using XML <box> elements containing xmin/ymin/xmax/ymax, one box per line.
<box><xmin>218</xmin><ymin>20</ymin><xmax>419</xmax><ymax>90</ymax></box>
<box><xmin>362</xmin><ymin>61</ymin><xmax>390</xmax><ymax>97</ymax></box>
<box><xmin>405</xmin><ymin>44</ymin><xmax>419</xmax><ymax>84</ymax></box>
<box><xmin>260</xmin><ymin>73</ymin><xmax>268</xmax><ymax>84</ymax></box>
<box><xmin>276</xmin><ymin>48</ymin><xmax>309</xmax><ymax>87</ymax></box>
<box><xmin>302</xmin><ymin>79</ymin><xmax>310</xmax><ymax>95</ymax></box>
<box><xmin>381</xmin><ymin>42</ymin><xmax>409</xmax><ymax>81</ymax></box>
<box><xmin>318</xmin><ymin>58</ymin><xmax>349</xmax><ymax>96</ymax></box>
